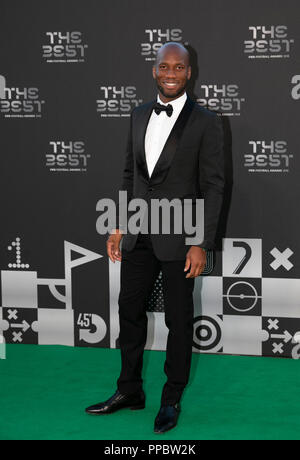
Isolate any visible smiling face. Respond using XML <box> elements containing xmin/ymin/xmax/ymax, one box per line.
<box><xmin>152</xmin><ymin>43</ymin><xmax>191</xmax><ymax>103</ymax></box>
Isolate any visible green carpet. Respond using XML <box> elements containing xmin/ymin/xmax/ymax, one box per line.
<box><xmin>0</xmin><ymin>344</ymin><xmax>299</xmax><ymax>440</ymax></box>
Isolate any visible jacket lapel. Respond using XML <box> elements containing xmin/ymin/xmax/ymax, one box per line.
<box><xmin>136</xmin><ymin>96</ymin><xmax>195</xmax><ymax>185</ymax></box>
<box><xmin>135</xmin><ymin>100</ymin><xmax>156</xmax><ymax>183</ymax></box>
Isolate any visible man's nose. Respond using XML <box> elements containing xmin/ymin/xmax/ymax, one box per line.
<box><xmin>166</xmin><ymin>68</ymin><xmax>176</xmax><ymax>78</ymax></box>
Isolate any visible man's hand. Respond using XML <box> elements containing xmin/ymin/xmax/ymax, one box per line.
<box><xmin>184</xmin><ymin>246</ymin><xmax>206</xmax><ymax>278</ymax></box>
<box><xmin>107</xmin><ymin>229</ymin><xmax>123</xmax><ymax>263</ymax></box>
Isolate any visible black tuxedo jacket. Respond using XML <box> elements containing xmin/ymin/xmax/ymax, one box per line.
<box><xmin>117</xmin><ymin>95</ymin><xmax>225</xmax><ymax>261</ymax></box>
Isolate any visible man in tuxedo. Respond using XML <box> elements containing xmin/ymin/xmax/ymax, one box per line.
<box><xmin>86</xmin><ymin>42</ymin><xmax>224</xmax><ymax>433</ymax></box>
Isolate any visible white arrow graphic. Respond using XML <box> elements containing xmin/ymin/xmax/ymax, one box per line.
<box><xmin>11</xmin><ymin>321</ymin><xmax>30</xmax><ymax>333</ymax></box>
<box><xmin>271</xmin><ymin>330</ymin><xmax>293</xmax><ymax>343</ymax></box>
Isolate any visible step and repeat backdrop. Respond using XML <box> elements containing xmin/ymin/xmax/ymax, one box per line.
<box><xmin>0</xmin><ymin>0</ymin><xmax>299</xmax><ymax>359</ymax></box>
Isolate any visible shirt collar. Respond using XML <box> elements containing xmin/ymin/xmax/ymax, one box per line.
<box><xmin>157</xmin><ymin>92</ymin><xmax>187</xmax><ymax>110</ymax></box>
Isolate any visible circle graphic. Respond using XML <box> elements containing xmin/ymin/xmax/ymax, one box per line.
<box><xmin>193</xmin><ymin>316</ymin><xmax>222</xmax><ymax>351</ymax></box>
<box><xmin>225</xmin><ymin>281</ymin><xmax>260</xmax><ymax>313</ymax></box>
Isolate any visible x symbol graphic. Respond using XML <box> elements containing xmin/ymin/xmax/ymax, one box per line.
<box><xmin>270</xmin><ymin>247</ymin><xmax>293</xmax><ymax>271</ymax></box>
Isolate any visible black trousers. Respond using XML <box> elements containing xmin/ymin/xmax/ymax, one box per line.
<box><xmin>117</xmin><ymin>232</ymin><xmax>195</xmax><ymax>405</ymax></box>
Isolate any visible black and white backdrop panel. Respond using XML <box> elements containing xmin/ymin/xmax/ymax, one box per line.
<box><xmin>0</xmin><ymin>0</ymin><xmax>299</xmax><ymax>359</ymax></box>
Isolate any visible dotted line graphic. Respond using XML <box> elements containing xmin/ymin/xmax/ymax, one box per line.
<box><xmin>7</xmin><ymin>237</ymin><xmax>30</xmax><ymax>269</ymax></box>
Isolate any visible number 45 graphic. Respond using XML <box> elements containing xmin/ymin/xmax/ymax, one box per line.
<box><xmin>77</xmin><ymin>313</ymin><xmax>91</xmax><ymax>328</ymax></box>
<box><xmin>77</xmin><ymin>313</ymin><xmax>107</xmax><ymax>344</ymax></box>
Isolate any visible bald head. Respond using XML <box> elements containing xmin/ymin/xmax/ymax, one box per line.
<box><xmin>155</xmin><ymin>42</ymin><xmax>190</xmax><ymax>67</ymax></box>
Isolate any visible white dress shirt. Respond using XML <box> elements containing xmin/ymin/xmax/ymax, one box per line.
<box><xmin>145</xmin><ymin>92</ymin><xmax>187</xmax><ymax>177</ymax></box>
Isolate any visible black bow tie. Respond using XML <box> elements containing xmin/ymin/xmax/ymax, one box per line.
<box><xmin>154</xmin><ymin>102</ymin><xmax>173</xmax><ymax>117</ymax></box>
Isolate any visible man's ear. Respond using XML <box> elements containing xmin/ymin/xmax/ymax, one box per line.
<box><xmin>187</xmin><ymin>65</ymin><xmax>192</xmax><ymax>80</ymax></box>
<box><xmin>152</xmin><ymin>65</ymin><xmax>157</xmax><ymax>80</ymax></box>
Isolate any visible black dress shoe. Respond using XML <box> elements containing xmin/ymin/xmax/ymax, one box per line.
<box><xmin>154</xmin><ymin>403</ymin><xmax>180</xmax><ymax>433</ymax></box>
<box><xmin>85</xmin><ymin>390</ymin><xmax>145</xmax><ymax>415</ymax></box>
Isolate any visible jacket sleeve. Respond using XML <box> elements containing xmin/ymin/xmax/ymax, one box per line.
<box><xmin>114</xmin><ymin>109</ymin><xmax>135</xmax><ymax>233</ymax></box>
<box><xmin>196</xmin><ymin>113</ymin><xmax>225</xmax><ymax>250</ymax></box>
